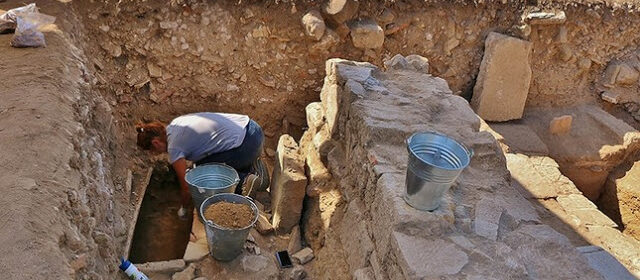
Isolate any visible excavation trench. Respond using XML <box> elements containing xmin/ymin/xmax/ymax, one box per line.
<box><xmin>129</xmin><ymin>165</ymin><xmax>192</xmax><ymax>263</ymax></box>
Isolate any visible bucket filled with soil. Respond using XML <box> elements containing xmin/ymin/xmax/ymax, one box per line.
<box><xmin>199</xmin><ymin>193</ymin><xmax>259</xmax><ymax>261</ymax></box>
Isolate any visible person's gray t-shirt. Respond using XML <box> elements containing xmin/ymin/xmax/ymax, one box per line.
<box><xmin>166</xmin><ymin>112</ymin><xmax>250</xmax><ymax>163</ymax></box>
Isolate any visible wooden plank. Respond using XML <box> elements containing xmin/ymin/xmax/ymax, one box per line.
<box><xmin>123</xmin><ymin>167</ymin><xmax>153</xmax><ymax>259</ymax></box>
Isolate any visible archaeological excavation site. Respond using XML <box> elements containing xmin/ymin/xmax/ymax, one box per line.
<box><xmin>4</xmin><ymin>0</ymin><xmax>640</xmax><ymax>279</ymax></box>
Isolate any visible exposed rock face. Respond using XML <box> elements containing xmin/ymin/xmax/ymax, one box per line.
<box><xmin>471</xmin><ymin>32</ymin><xmax>533</xmax><ymax>122</ymax></box>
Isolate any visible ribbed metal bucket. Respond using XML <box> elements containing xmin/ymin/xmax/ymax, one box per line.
<box><xmin>199</xmin><ymin>193</ymin><xmax>259</xmax><ymax>261</ymax></box>
<box><xmin>405</xmin><ymin>132</ymin><xmax>473</xmax><ymax>211</ymax></box>
<box><xmin>185</xmin><ymin>163</ymin><xmax>240</xmax><ymax>219</ymax></box>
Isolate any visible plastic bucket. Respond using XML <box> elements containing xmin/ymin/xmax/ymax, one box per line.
<box><xmin>199</xmin><ymin>193</ymin><xmax>259</xmax><ymax>261</ymax></box>
<box><xmin>404</xmin><ymin>132</ymin><xmax>473</xmax><ymax>211</ymax></box>
<box><xmin>185</xmin><ymin>163</ymin><xmax>240</xmax><ymax>219</ymax></box>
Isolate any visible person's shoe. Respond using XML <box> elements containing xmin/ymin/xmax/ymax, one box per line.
<box><xmin>252</xmin><ymin>158</ymin><xmax>270</xmax><ymax>191</ymax></box>
<box><xmin>241</xmin><ymin>174</ymin><xmax>259</xmax><ymax>197</ymax></box>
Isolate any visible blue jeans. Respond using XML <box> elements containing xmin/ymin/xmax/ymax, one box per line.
<box><xmin>195</xmin><ymin>120</ymin><xmax>263</xmax><ymax>193</ymax></box>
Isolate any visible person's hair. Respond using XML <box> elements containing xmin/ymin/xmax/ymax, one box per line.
<box><xmin>135</xmin><ymin>121</ymin><xmax>167</xmax><ymax>150</ymax></box>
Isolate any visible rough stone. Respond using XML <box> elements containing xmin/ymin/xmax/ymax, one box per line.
<box><xmin>289</xmin><ymin>265</ymin><xmax>307</xmax><ymax>280</ymax></box>
<box><xmin>603</xmin><ymin>62</ymin><xmax>622</xmax><ymax>87</ymax></box>
<box><xmin>349</xmin><ymin>19</ymin><xmax>384</xmax><ymax>49</ymax></box>
<box><xmin>137</xmin><ymin>259</ymin><xmax>186</xmax><ymax>274</ymax></box>
<box><xmin>70</xmin><ymin>254</ymin><xmax>88</xmax><ymax>271</ymax></box>
<box><xmin>383</xmin><ymin>54</ymin><xmax>409</xmax><ymax>70</ymax></box>
<box><xmin>549</xmin><ymin>115</ymin><xmax>573</xmax><ymax>135</ymax></box>
<box><xmin>405</xmin><ymin>54</ymin><xmax>430</xmax><ymax>74</ymax></box>
<box><xmin>616</xmin><ymin>63</ymin><xmax>639</xmax><ymax>86</ymax></box>
<box><xmin>288</xmin><ymin>226</ymin><xmax>303</xmax><ymax>254</ymax></box>
<box><xmin>305</xmin><ymin>145</ymin><xmax>332</xmax><ymax>197</ymax></box>
<box><xmin>471</xmin><ymin>32</ymin><xmax>532</xmax><ymax>121</ymax></box>
<box><xmin>270</xmin><ymin>135</ymin><xmax>307</xmax><ymax>233</ymax></box>
<box><xmin>147</xmin><ymin>63</ymin><xmax>163</xmax><ymax>78</ymax></box>
<box><xmin>292</xmin><ymin>247</ymin><xmax>315</xmax><ymax>265</ymax></box>
<box><xmin>474</xmin><ymin>197</ymin><xmax>503</xmax><ymax>240</ymax></box>
<box><xmin>241</xmin><ymin>255</ymin><xmax>270</xmax><ymax>273</ymax></box>
<box><xmin>311</xmin><ymin>29</ymin><xmax>340</xmax><ymax>54</ymax></box>
<box><xmin>392</xmin><ymin>232</ymin><xmax>468</xmax><ymax>277</ymax></box>
<box><xmin>601</xmin><ymin>91</ymin><xmax>620</xmax><ymax>104</ymax></box>
<box><xmin>301</xmin><ymin>10</ymin><xmax>325</xmax><ymax>41</ymax></box>
<box><xmin>578</xmin><ymin>246</ymin><xmax>636</xmax><ymax>280</ymax></box>
<box><xmin>339</xmin><ymin>200</ymin><xmax>375</xmax><ymax>272</ymax></box>
<box><xmin>525</xmin><ymin>10</ymin><xmax>567</xmax><ymax>25</ymax></box>
<box><xmin>305</xmin><ymin>102</ymin><xmax>325</xmax><ymax>133</ymax></box>
<box><xmin>255</xmin><ymin>212</ymin><xmax>274</xmax><ymax>235</ymax></box>
<box><xmin>171</xmin><ymin>263</ymin><xmax>195</xmax><ymax>280</ymax></box>
<box><xmin>183</xmin><ymin>241</ymin><xmax>208</xmax><ymax>262</ymax></box>
<box><xmin>353</xmin><ymin>267</ymin><xmax>375</xmax><ymax>280</ymax></box>
<box><xmin>322</xmin><ymin>0</ymin><xmax>359</xmax><ymax>24</ymax></box>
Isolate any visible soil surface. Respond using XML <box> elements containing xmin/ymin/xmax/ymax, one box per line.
<box><xmin>204</xmin><ymin>202</ymin><xmax>254</xmax><ymax>229</ymax></box>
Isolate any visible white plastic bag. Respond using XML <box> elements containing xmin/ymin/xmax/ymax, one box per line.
<box><xmin>10</xmin><ymin>12</ymin><xmax>56</xmax><ymax>48</ymax></box>
<box><xmin>0</xmin><ymin>3</ymin><xmax>38</xmax><ymax>33</ymax></box>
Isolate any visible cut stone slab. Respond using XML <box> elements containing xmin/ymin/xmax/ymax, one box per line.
<box><xmin>301</xmin><ymin>9</ymin><xmax>325</xmax><ymax>41</ymax></box>
<box><xmin>578</xmin><ymin>246</ymin><xmax>636</xmax><ymax>280</ymax></box>
<box><xmin>270</xmin><ymin>135</ymin><xmax>308</xmax><ymax>233</ymax></box>
<box><xmin>137</xmin><ymin>259</ymin><xmax>186</xmax><ymax>274</ymax></box>
<box><xmin>601</xmin><ymin>91</ymin><xmax>620</xmax><ymax>104</ymax></box>
<box><xmin>172</xmin><ymin>263</ymin><xmax>195</xmax><ymax>280</ymax></box>
<box><xmin>349</xmin><ymin>19</ymin><xmax>384</xmax><ymax>49</ymax></box>
<box><xmin>292</xmin><ymin>247</ymin><xmax>315</xmax><ymax>265</ymax></box>
<box><xmin>558</xmin><ymin>194</ymin><xmax>618</xmax><ymax>227</ymax></box>
<box><xmin>549</xmin><ymin>115</ymin><xmax>573</xmax><ymax>135</ymax></box>
<box><xmin>183</xmin><ymin>241</ymin><xmax>208</xmax><ymax>262</ymax></box>
<box><xmin>489</xmin><ymin>123</ymin><xmax>549</xmax><ymax>155</ymax></box>
<box><xmin>471</xmin><ymin>32</ymin><xmax>533</xmax><ymax>121</ymax></box>
<box><xmin>241</xmin><ymin>255</ymin><xmax>270</xmax><ymax>273</ymax></box>
<box><xmin>392</xmin><ymin>232</ymin><xmax>468</xmax><ymax>277</ymax></box>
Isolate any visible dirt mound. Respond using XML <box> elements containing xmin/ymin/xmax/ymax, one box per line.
<box><xmin>204</xmin><ymin>202</ymin><xmax>254</xmax><ymax>229</ymax></box>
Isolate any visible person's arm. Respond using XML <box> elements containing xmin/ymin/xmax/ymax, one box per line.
<box><xmin>172</xmin><ymin>158</ymin><xmax>191</xmax><ymax>208</ymax></box>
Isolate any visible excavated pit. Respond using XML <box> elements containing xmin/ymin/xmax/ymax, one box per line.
<box><xmin>6</xmin><ymin>0</ymin><xmax>640</xmax><ymax>279</ymax></box>
<box><xmin>128</xmin><ymin>165</ymin><xmax>192</xmax><ymax>263</ymax></box>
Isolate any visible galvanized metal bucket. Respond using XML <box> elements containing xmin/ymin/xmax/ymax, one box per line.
<box><xmin>404</xmin><ymin>132</ymin><xmax>473</xmax><ymax>211</ymax></box>
<box><xmin>199</xmin><ymin>193</ymin><xmax>259</xmax><ymax>262</ymax></box>
<box><xmin>185</xmin><ymin>163</ymin><xmax>240</xmax><ymax>220</ymax></box>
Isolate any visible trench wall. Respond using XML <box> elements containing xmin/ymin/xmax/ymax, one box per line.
<box><xmin>0</xmin><ymin>1</ymin><xmax>125</xmax><ymax>279</ymax></box>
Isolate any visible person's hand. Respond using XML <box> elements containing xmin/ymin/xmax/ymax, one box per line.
<box><xmin>178</xmin><ymin>206</ymin><xmax>188</xmax><ymax>220</ymax></box>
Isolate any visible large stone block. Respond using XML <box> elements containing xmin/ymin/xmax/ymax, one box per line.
<box><xmin>270</xmin><ymin>135</ymin><xmax>308</xmax><ymax>233</ymax></box>
<box><xmin>322</xmin><ymin>0</ymin><xmax>359</xmax><ymax>25</ymax></box>
<box><xmin>349</xmin><ymin>19</ymin><xmax>384</xmax><ymax>49</ymax></box>
<box><xmin>471</xmin><ymin>32</ymin><xmax>532</xmax><ymax>121</ymax></box>
<box><xmin>301</xmin><ymin>9</ymin><xmax>326</xmax><ymax>41</ymax></box>
<box><xmin>391</xmin><ymin>232</ymin><xmax>468</xmax><ymax>278</ymax></box>
<box><xmin>339</xmin><ymin>200</ymin><xmax>374</xmax><ymax>273</ymax></box>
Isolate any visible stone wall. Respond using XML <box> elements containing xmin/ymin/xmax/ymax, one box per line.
<box><xmin>300</xmin><ymin>56</ymin><xmax>621</xmax><ymax>279</ymax></box>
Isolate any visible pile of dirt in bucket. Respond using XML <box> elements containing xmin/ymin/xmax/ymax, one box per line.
<box><xmin>204</xmin><ymin>201</ymin><xmax>254</xmax><ymax>229</ymax></box>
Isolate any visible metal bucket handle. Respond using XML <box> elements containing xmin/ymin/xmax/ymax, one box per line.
<box><xmin>406</xmin><ymin>131</ymin><xmax>474</xmax><ymax>159</ymax></box>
